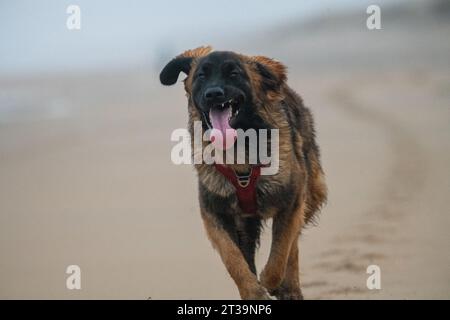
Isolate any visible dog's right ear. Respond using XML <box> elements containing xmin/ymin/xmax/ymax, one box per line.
<box><xmin>159</xmin><ymin>46</ymin><xmax>213</xmax><ymax>86</ymax></box>
<box><xmin>159</xmin><ymin>57</ymin><xmax>193</xmax><ymax>86</ymax></box>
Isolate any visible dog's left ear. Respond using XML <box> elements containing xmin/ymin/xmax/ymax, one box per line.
<box><xmin>160</xmin><ymin>46</ymin><xmax>213</xmax><ymax>86</ymax></box>
<box><xmin>252</xmin><ymin>56</ymin><xmax>287</xmax><ymax>92</ymax></box>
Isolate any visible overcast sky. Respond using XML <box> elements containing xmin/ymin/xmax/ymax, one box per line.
<box><xmin>0</xmin><ymin>0</ymin><xmax>398</xmax><ymax>75</ymax></box>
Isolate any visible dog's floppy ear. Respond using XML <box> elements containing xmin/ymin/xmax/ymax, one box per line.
<box><xmin>159</xmin><ymin>46</ymin><xmax>213</xmax><ymax>86</ymax></box>
<box><xmin>251</xmin><ymin>56</ymin><xmax>287</xmax><ymax>92</ymax></box>
<box><xmin>160</xmin><ymin>57</ymin><xmax>193</xmax><ymax>86</ymax></box>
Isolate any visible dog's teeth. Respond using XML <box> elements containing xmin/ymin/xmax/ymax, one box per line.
<box><xmin>203</xmin><ymin>112</ymin><xmax>212</xmax><ymax>129</ymax></box>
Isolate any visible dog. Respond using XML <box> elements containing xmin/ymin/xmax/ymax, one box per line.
<box><xmin>160</xmin><ymin>46</ymin><xmax>327</xmax><ymax>300</ymax></box>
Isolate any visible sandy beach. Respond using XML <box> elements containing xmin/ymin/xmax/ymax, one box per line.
<box><xmin>0</xmin><ymin>2</ymin><xmax>449</xmax><ymax>299</ymax></box>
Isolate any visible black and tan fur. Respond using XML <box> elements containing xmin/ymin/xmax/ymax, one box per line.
<box><xmin>160</xmin><ymin>46</ymin><xmax>327</xmax><ymax>300</ymax></box>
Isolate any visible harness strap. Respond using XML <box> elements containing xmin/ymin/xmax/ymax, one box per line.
<box><xmin>214</xmin><ymin>164</ymin><xmax>262</xmax><ymax>215</ymax></box>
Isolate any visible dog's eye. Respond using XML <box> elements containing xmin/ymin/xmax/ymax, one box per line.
<box><xmin>197</xmin><ymin>73</ymin><xmax>206</xmax><ymax>80</ymax></box>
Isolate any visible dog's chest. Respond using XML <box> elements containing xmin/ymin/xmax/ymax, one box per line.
<box><xmin>199</xmin><ymin>166</ymin><xmax>290</xmax><ymax>219</ymax></box>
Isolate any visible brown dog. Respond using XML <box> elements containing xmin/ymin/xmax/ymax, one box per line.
<box><xmin>160</xmin><ymin>46</ymin><xmax>327</xmax><ymax>299</ymax></box>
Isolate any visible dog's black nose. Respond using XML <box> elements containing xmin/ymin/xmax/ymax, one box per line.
<box><xmin>204</xmin><ymin>87</ymin><xmax>225</xmax><ymax>102</ymax></box>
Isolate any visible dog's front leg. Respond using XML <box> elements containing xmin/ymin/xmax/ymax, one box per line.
<box><xmin>260</xmin><ymin>202</ymin><xmax>305</xmax><ymax>294</ymax></box>
<box><xmin>201</xmin><ymin>209</ymin><xmax>269</xmax><ymax>300</ymax></box>
<box><xmin>270</xmin><ymin>237</ymin><xmax>304</xmax><ymax>300</ymax></box>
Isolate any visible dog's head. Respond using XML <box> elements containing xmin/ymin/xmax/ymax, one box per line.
<box><xmin>160</xmin><ymin>46</ymin><xmax>287</xmax><ymax>133</ymax></box>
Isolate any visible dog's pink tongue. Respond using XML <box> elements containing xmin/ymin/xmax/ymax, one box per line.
<box><xmin>209</xmin><ymin>107</ymin><xmax>237</xmax><ymax>150</ymax></box>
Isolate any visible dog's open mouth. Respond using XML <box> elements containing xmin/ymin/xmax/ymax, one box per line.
<box><xmin>202</xmin><ymin>97</ymin><xmax>241</xmax><ymax>130</ymax></box>
<box><xmin>202</xmin><ymin>97</ymin><xmax>242</xmax><ymax>149</ymax></box>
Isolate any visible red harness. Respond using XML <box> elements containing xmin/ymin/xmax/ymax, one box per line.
<box><xmin>214</xmin><ymin>164</ymin><xmax>262</xmax><ymax>215</ymax></box>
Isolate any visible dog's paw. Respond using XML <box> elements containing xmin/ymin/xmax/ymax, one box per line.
<box><xmin>270</xmin><ymin>286</ymin><xmax>304</xmax><ymax>300</ymax></box>
<box><xmin>260</xmin><ymin>266</ymin><xmax>284</xmax><ymax>291</ymax></box>
<box><xmin>241</xmin><ymin>285</ymin><xmax>271</xmax><ymax>300</ymax></box>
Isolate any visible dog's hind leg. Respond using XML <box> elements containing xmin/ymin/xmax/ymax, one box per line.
<box><xmin>260</xmin><ymin>201</ymin><xmax>305</xmax><ymax>294</ymax></box>
<box><xmin>201</xmin><ymin>210</ymin><xmax>269</xmax><ymax>300</ymax></box>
